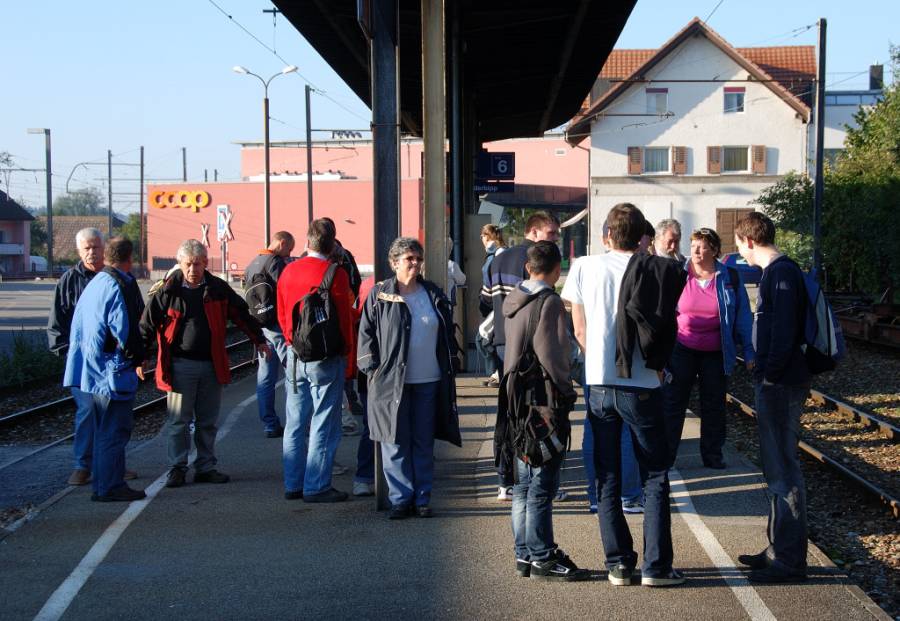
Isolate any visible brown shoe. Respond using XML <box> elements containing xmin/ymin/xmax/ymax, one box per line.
<box><xmin>68</xmin><ymin>469</ymin><xmax>91</xmax><ymax>486</ymax></box>
<box><xmin>124</xmin><ymin>469</ymin><xmax>138</xmax><ymax>480</ymax></box>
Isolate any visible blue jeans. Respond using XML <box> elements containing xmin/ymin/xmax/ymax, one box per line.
<box><xmin>582</xmin><ymin>385</ymin><xmax>643</xmax><ymax>505</ymax></box>
<box><xmin>91</xmin><ymin>393</ymin><xmax>135</xmax><ymax>496</ymax></box>
<box><xmin>72</xmin><ymin>387</ymin><xmax>95</xmax><ymax>470</ymax></box>
<box><xmin>380</xmin><ymin>381</ymin><xmax>438</xmax><ymax>507</ymax></box>
<box><xmin>755</xmin><ymin>381</ymin><xmax>809</xmax><ymax>574</ymax></box>
<box><xmin>283</xmin><ymin>352</ymin><xmax>345</xmax><ymax>496</ymax></box>
<box><xmin>511</xmin><ymin>456</ymin><xmax>561</xmax><ymax>562</ymax></box>
<box><xmin>663</xmin><ymin>343</ymin><xmax>727</xmax><ymax>466</ymax></box>
<box><xmin>354</xmin><ymin>391</ymin><xmax>374</xmax><ymax>484</ymax></box>
<box><xmin>588</xmin><ymin>385</ymin><xmax>673</xmax><ymax>577</ymax></box>
<box><xmin>475</xmin><ymin>334</ymin><xmax>497</xmax><ymax>376</ymax></box>
<box><xmin>256</xmin><ymin>327</ymin><xmax>289</xmax><ymax>433</ymax></box>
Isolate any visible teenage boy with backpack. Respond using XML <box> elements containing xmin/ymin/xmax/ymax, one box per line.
<box><xmin>244</xmin><ymin>230</ymin><xmax>295</xmax><ymax>438</ymax></box>
<box><xmin>495</xmin><ymin>241</ymin><xmax>587</xmax><ymax>581</ymax></box>
<box><xmin>733</xmin><ymin>212</ymin><xmax>810</xmax><ymax>583</ymax></box>
<box><xmin>276</xmin><ymin>219</ymin><xmax>355</xmax><ymax>503</ymax></box>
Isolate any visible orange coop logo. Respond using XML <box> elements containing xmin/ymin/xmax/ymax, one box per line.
<box><xmin>150</xmin><ymin>189</ymin><xmax>211</xmax><ymax>213</ymax></box>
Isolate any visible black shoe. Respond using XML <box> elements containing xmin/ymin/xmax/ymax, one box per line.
<box><xmin>194</xmin><ymin>469</ymin><xmax>230</xmax><ymax>484</ymax></box>
<box><xmin>165</xmin><ymin>469</ymin><xmax>186</xmax><ymax>488</ymax></box>
<box><xmin>738</xmin><ymin>551</ymin><xmax>769</xmax><ymax>570</ymax></box>
<box><xmin>303</xmin><ymin>488</ymin><xmax>349</xmax><ymax>503</ymax></box>
<box><xmin>91</xmin><ymin>485</ymin><xmax>146</xmax><ymax>502</ymax></box>
<box><xmin>266</xmin><ymin>426</ymin><xmax>284</xmax><ymax>438</ymax></box>
<box><xmin>389</xmin><ymin>504</ymin><xmax>412</xmax><ymax>520</ymax></box>
<box><xmin>516</xmin><ymin>559</ymin><xmax>531</xmax><ymax>578</ymax></box>
<box><xmin>748</xmin><ymin>567</ymin><xmax>807</xmax><ymax>584</ymax></box>
<box><xmin>530</xmin><ymin>550</ymin><xmax>590</xmax><ymax>582</ymax></box>
<box><xmin>415</xmin><ymin>505</ymin><xmax>433</xmax><ymax>518</ymax></box>
<box><xmin>284</xmin><ymin>490</ymin><xmax>304</xmax><ymax>500</ymax></box>
<box><xmin>703</xmin><ymin>458</ymin><xmax>727</xmax><ymax>470</ymax></box>
<box><xmin>607</xmin><ymin>563</ymin><xmax>634</xmax><ymax>586</ymax></box>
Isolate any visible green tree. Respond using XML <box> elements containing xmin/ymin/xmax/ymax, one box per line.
<box><xmin>117</xmin><ymin>213</ymin><xmax>145</xmax><ymax>263</ymax></box>
<box><xmin>53</xmin><ymin>187</ymin><xmax>105</xmax><ymax>215</ymax></box>
<box><xmin>30</xmin><ymin>216</ymin><xmax>48</xmax><ymax>258</ymax></box>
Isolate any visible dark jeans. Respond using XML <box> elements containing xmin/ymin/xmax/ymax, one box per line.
<box><xmin>475</xmin><ymin>334</ymin><xmax>498</xmax><ymax>377</ymax></box>
<box><xmin>354</xmin><ymin>391</ymin><xmax>374</xmax><ymax>484</ymax></box>
<box><xmin>588</xmin><ymin>385</ymin><xmax>673</xmax><ymax>577</ymax></box>
<box><xmin>495</xmin><ymin>344</ymin><xmax>514</xmax><ymax>487</ymax></box>
<box><xmin>755</xmin><ymin>381</ymin><xmax>809</xmax><ymax>574</ymax></box>
<box><xmin>91</xmin><ymin>394</ymin><xmax>135</xmax><ymax>496</ymax></box>
<box><xmin>662</xmin><ymin>343</ymin><xmax>727</xmax><ymax>467</ymax></box>
<box><xmin>511</xmin><ymin>455</ymin><xmax>561</xmax><ymax>562</ymax></box>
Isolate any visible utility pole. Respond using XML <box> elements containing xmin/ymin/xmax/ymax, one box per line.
<box><xmin>107</xmin><ymin>150</ymin><xmax>113</xmax><ymax>237</ymax></box>
<box><xmin>813</xmin><ymin>18</ymin><xmax>827</xmax><ymax>280</ymax></box>
<box><xmin>204</xmin><ymin>169</ymin><xmax>208</xmax><ymax>182</ymax></box>
<box><xmin>27</xmin><ymin>128</ymin><xmax>53</xmax><ymax>275</ymax></box>
<box><xmin>139</xmin><ymin>146</ymin><xmax>145</xmax><ymax>274</ymax></box>
<box><xmin>306</xmin><ymin>84</ymin><xmax>314</xmax><ymax>224</ymax></box>
<box><xmin>264</xmin><ymin>93</ymin><xmax>272</xmax><ymax>245</ymax></box>
<box><xmin>214</xmin><ymin>169</ymin><xmax>218</xmax><ymax>182</ymax></box>
<box><xmin>182</xmin><ymin>147</ymin><xmax>187</xmax><ymax>182</ymax></box>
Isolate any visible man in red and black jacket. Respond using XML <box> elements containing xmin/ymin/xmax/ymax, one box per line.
<box><xmin>140</xmin><ymin>239</ymin><xmax>269</xmax><ymax>490</ymax></box>
<box><xmin>277</xmin><ymin>219</ymin><xmax>354</xmax><ymax>503</ymax></box>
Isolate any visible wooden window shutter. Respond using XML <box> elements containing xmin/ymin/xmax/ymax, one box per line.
<box><xmin>627</xmin><ymin>147</ymin><xmax>642</xmax><ymax>174</ymax></box>
<box><xmin>707</xmin><ymin>146</ymin><xmax>721</xmax><ymax>174</ymax></box>
<box><xmin>672</xmin><ymin>146</ymin><xmax>687</xmax><ymax>174</ymax></box>
<box><xmin>751</xmin><ymin>145</ymin><xmax>767</xmax><ymax>174</ymax></box>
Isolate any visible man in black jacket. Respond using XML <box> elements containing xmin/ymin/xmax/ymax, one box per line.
<box><xmin>47</xmin><ymin>227</ymin><xmax>137</xmax><ymax>487</ymax></box>
<box><xmin>733</xmin><ymin>212</ymin><xmax>810</xmax><ymax>584</ymax></box>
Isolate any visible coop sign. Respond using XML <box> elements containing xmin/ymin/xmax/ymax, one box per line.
<box><xmin>150</xmin><ymin>189</ymin><xmax>211</xmax><ymax>213</ymax></box>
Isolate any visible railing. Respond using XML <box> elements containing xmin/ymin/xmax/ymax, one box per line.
<box><xmin>0</xmin><ymin>243</ymin><xmax>25</xmax><ymax>255</ymax></box>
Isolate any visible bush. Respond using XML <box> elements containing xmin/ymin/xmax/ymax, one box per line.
<box><xmin>0</xmin><ymin>332</ymin><xmax>66</xmax><ymax>388</ymax></box>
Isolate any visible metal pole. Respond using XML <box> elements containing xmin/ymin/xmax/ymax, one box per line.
<box><xmin>422</xmin><ymin>0</ymin><xmax>447</xmax><ymax>293</ymax></box>
<box><xmin>450</xmin><ymin>1</ymin><xmax>463</xmax><ymax>267</ymax></box>
<box><xmin>107</xmin><ymin>150</ymin><xmax>113</xmax><ymax>236</ymax></box>
<box><xmin>263</xmin><ymin>95</ymin><xmax>272</xmax><ymax>246</ymax></box>
<box><xmin>182</xmin><ymin>147</ymin><xmax>187</xmax><ymax>182</ymax></box>
<box><xmin>214</xmin><ymin>169</ymin><xmax>218</xmax><ymax>182</ymax></box>
<box><xmin>139</xmin><ymin>146</ymin><xmax>145</xmax><ymax>274</ymax></box>
<box><xmin>44</xmin><ymin>130</ymin><xmax>53</xmax><ymax>276</ymax></box>
<box><xmin>371</xmin><ymin>0</ymin><xmax>400</xmax><ymax>511</ymax></box>
<box><xmin>306</xmin><ymin>84</ymin><xmax>314</xmax><ymax>224</ymax></box>
<box><xmin>812</xmin><ymin>18</ymin><xmax>827</xmax><ymax>280</ymax></box>
<box><xmin>204</xmin><ymin>169</ymin><xmax>208</xmax><ymax>183</ymax></box>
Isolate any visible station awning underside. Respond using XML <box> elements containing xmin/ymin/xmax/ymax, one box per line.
<box><xmin>482</xmin><ymin>184</ymin><xmax>587</xmax><ymax>212</ymax></box>
<box><xmin>272</xmin><ymin>1</ymin><xmax>637</xmax><ymax>142</ymax></box>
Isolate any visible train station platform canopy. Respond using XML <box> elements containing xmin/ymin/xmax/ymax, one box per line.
<box><xmin>272</xmin><ymin>1</ymin><xmax>637</xmax><ymax>141</ymax></box>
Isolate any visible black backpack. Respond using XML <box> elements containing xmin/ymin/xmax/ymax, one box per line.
<box><xmin>291</xmin><ymin>263</ymin><xmax>345</xmax><ymax>362</ymax></box>
<box><xmin>498</xmin><ymin>290</ymin><xmax>572</xmax><ymax>467</ymax></box>
<box><xmin>244</xmin><ymin>255</ymin><xmax>278</xmax><ymax>328</ymax></box>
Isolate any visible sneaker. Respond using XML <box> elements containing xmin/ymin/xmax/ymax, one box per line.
<box><xmin>415</xmin><ymin>505</ymin><xmax>433</xmax><ymax>518</ymax></box>
<box><xmin>485</xmin><ymin>378</ymin><xmax>500</xmax><ymax>388</ymax></box>
<box><xmin>607</xmin><ymin>563</ymin><xmax>634</xmax><ymax>586</ymax></box>
<box><xmin>266</xmin><ymin>426</ymin><xmax>284</xmax><ymax>438</ymax></box>
<box><xmin>497</xmin><ymin>486</ymin><xmax>513</xmax><ymax>501</ymax></box>
<box><xmin>91</xmin><ymin>485</ymin><xmax>146</xmax><ymax>502</ymax></box>
<box><xmin>622</xmin><ymin>500</ymin><xmax>644</xmax><ymax>514</ymax></box>
<box><xmin>194</xmin><ymin>470</ymin><xmax>230</xmax><ymax>484</ymax></box>
<box><xmin>588</xmin><ymin>503</ymin><xmax>598</xmax><ymax>514</ymax></box>
<box><xmin>333</xmin><ymin>462</ymin><xmax>349</xmax><ymax>475</ymax></box>
<box><xmin>554</xmin><ymin>489</ymin><xmax>568</xmax><ymax>502</ymax></box>
<box><xmin>516</xmin><ymin>559</ymin><xmax>531</xmax><ymax>578</ymax></box>
<box><xmin>737</xmin><ymin>551</ymin><xmax>769</xmax><ymax>570</ymax></box>
<box><xmin>123</xmin><ymin>469</ymin><xmax>138</xmax><ymax>480</ymax></box>
<box><xmin>284</xmin><ymin>490</ymin><xmax>304</xmax><ymax>500</ymax></box>
<box><xmin>748</xmin><ymin>567</ymin><xmax>806</xmax><ymax>584</ymax></box>
<box><xmin>703</xmin><ymin>458</ymin><xmax>727</xmax><ymax>470</ymax></box>
<box><xmin>353</xmin><ymin>481</ymin><xmax>375</xmax><ymax>497</ymax></box>
<box><xmin>642</xmin><ymin>569</ymin><xmax>685</xmax><ymax>587</ymax></box>
<box><xmin>303</xmin><ymin>488</ymin><xmax>349</xmax><ymax>503</ymax></box>
<box><xmin>389</xmin><ymin>504</ymin><xmax>412</xmax><ymax>520</ymax></box>
<box><xmin>530</xmin><ymin>550</ymin><xmax>590</xmax><ymax>582</ymax></box>
<box><xmin>165</xmin><ymin>469</ymin><xmax>186</xmax><ymax>488</ymax></box>
<box><xmin>68</xmin><ymin>468</ymin><xmax>91</xmax><ymax>486</ymax></box>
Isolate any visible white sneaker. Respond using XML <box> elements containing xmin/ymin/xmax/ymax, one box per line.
<box><xmin>353</xmin><ymin>481</ymin><xmax>375</xmax><ymax>496</ymax></box>
<box><xmin>622</xmin><ymin>500</ymin><xmax>644</xmax><ymax>514</ymax></box>
<box><xmin>497</xmin><ymin>486</ymin><xmax>513</xmax><ymax>501</ymax></box>
<box><xmin>332</xmin><ymin>461</ymin><xmax>349</xmax><ymax>475</ymax></box>
<box><xmin>554</xmin><ymin>489</ymin><xmax>568</xmax><ymax>501</ymax></box>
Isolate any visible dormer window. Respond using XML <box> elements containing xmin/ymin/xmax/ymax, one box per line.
<box><xmin>646</xmin><ymin>88</ymin><xmax>668</xmax><ymax>114</ymax></box>
<box><xmin>724</xmin><ymin>87</ymin><xmax>745</xmax><ymax>113</ymax></box>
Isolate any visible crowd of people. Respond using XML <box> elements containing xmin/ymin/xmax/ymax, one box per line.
<box><xmin>48</xmin><ymin>204</ymin><xmax>811</xmax><ymax>586</ymax></box>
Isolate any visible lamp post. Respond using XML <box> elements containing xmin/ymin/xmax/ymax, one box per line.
<box><xmin>26</xmin><ymin>128</ymin><xmax>52</xmax><ymax>275</ymax></box>
<box><xmin>233</xmin><ymin>65</ymin><xmax>298</xmax><ymax>246</ymax></box>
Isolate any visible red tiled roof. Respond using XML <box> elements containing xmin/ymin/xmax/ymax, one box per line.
<box><xmin>37</xmin><ymin>215</ymin><xmax>125</xmax><ymax>262</ymax></box>
<box><xmin>598</xmin><ymin>49</ymin><xmax>655</xmax><ymax>79</ymax></box>
<box><xmin>738</xmin><ymin>46</ymin><xmax>815</xmax><ymax>101</ymax></box>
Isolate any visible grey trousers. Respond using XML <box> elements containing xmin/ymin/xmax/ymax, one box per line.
<box><xmin>754</xmin><ymin>381</ymin><xmax>810</xmax><ymax>574</ymax></box>
<box><xmin>166</xmin><ymin>358</ymin><xmax>223</xmax><ymax>473</ymax></box>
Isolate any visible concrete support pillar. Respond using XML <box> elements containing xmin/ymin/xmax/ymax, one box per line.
<box><xmin>421</xmin><ymin>0</ymin><xmax>447</xmax><ymax>293</ymax></box>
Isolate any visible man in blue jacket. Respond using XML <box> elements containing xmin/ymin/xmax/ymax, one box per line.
<box><xmin>64</xmin><ymin>237</ymin><xmax>146</xmax><ymax>502</ymax></box>
<box><xmin>734</xmin><ymin>212</ymin><xmax>810</xmax><ymax>583</ymax></box>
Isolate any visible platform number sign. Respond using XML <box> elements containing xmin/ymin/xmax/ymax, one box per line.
<box><xmin>476</xmin><ymin>151</ymin><xmax>515</xmax><ymax>180</ymax></box>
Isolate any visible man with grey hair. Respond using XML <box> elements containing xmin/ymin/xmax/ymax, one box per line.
<box><xmin>654</xmin><ymin>219</ymin><xmax>685</xmax><ymax>262</ymax></box>
<box><xmin>48</xmin><ymin>227</ymin><xmax>137</xmax><ymax>486</ymax></box>
<box><xmin>140</xmin><ymin>239</ymin><xmax>269</xmax><ymax>489</ymax></box>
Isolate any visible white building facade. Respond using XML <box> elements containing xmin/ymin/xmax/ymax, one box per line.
<box><xmin>568</xmin><ymin>19</ymin><xmax>816</xmax><ymax>256</ymax></box>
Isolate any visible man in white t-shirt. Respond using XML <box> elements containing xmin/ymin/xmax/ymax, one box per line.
<box><xmin>561</xmin><ymin>203</ymin><xmax>684</xmax><ymax>588</ymax></box>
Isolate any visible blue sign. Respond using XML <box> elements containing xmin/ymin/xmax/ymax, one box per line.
<box><xmin>476</xmin><ymin>152</ymin><xmax>515</xmax><ymax>180</ymax></box>
<box><xmin>474</xmin><ymin>180</ymin><xmax>515</xmax><ymax>193</ymax></box>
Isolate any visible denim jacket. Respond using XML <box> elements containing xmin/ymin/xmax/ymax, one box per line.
<box><xmin>682</xmin><ymin>259</ymin><xmax>755</xmax><ymax>375</ymax></box>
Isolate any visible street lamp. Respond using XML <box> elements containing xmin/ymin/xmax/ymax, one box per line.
<box><xmin>27</xmin><ymin>128</ymin><xmax>52</xmax><ymax>275</ymax></box>
<box><xmin>233</xmin><ymin>65</ymin><xmax>298</xmax><ymax>246</ymax></box>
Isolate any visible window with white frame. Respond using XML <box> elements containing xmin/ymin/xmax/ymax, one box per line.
<box><xmin>722</xmin><ymin>146</ymin><xmax>749</xmax><ymax>172</ymax></box>
<box><xmin>646</xmin><ymin>88</ymin><xmax>668</xmax><ymax>114</ymax></box>
<box><xmin>724</xmin><ymin>87</ymin><xmax>745</xmax><ymax>113</ymax></box>
<box><xmin>643</xmin><ymin>147</ymin><xmax>669</xmax><ymax>173</ymax></box>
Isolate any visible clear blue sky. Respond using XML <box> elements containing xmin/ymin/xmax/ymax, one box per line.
<box><xmin>3</xmin><ymin>0</ymin><xmax>896</xmax><ymax>214</ymax></box>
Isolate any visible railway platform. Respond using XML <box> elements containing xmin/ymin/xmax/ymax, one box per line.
<box><xmin>0</xmin><ymin>374</ymin><xmax>890</xmax><ymax>620</ymax></box>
